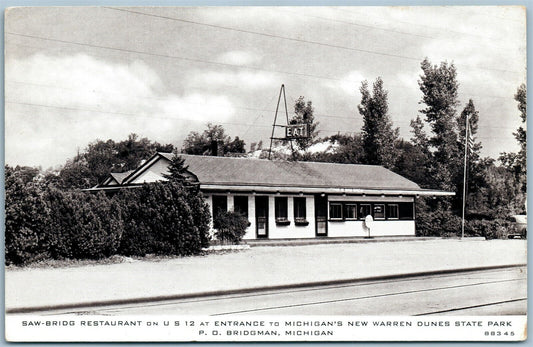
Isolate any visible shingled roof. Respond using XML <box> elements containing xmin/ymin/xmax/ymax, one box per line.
<box><xmin>158</xmin><ymin>153</ymin><xmax>421</xmax><ymax>191</ymax></box>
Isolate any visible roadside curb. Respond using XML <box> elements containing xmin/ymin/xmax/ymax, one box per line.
<box><xmin>6</xmin><ymin>263</ymin><xmax>525</xmax><ymax>314</ymax></box>
<box><xmin>244</xmin><ymin>236</ymin><xmax>486</xmax><ymax>247</ymax></box>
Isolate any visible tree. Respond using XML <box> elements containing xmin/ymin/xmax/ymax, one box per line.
<box><xmin>403</xmin><ymin>116</ymin><xmax>434</xmax><ymax>188</ymax></box>
<box><xmin>296</xmin><ymin>134</ymin><xmax>364</xmax><ymax>164</ymax></box>
<box><xmin>52</xmin><ymin>134</ymin><xmax>174</xmax><ymax>189</ymax></box>
<box><xmin>5</xmin><ymin>165</ymin><xmax>51</xmax><ymax>264</ymax></box>
<box><xmin>225</xmin><ymin>136</ymin><xmax>246</xmax><ymax>154</ymax></box>
<box><xmin>358</xmin><ymin>77</ymin><xmax>399</xmax><ymax>169</ymax></box>
<box><xmin>289</xmin><ymin>96</ymin><xmax>319</xmax><ymax>150</ymax></box>
<box><xmin>393</xmin><ymin>140</ymin><xmax>434</xmax><ymax>188</ymax></box>
<box><xmin>182</xmin><ymin>123</ymin><xmax>246</xmax><ymax>156</ymax></box>
<box><xmin>500</xmin><ymin>83</ymin><xmax>527</xmax><ymax>195</ymax></box>
<box><xmin>163</xmin><ymin>151</ymin><xmax>190</xmax><ymax>184</ymax></box>
<box><xmin>418</xmin><ymin>58</ymin><xmax>462</xmax><ymax>192</ymax></box>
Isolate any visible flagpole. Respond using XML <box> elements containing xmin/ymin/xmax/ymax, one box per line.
<box><xmin>461</xmin><ymin>114</ymin><xmax>469</xmax><ymax>239</ymax></box>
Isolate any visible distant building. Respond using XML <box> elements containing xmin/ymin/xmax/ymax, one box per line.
<box><xmin>91</xmin><ymin>153</ymin><xmax>453</xmax><ymax>239</ymax></box>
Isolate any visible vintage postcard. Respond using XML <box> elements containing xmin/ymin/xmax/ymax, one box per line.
<box><xmin>4</xmin><ymin>5</ymin><xmax>527</xmax><ymax>342</ymax></box>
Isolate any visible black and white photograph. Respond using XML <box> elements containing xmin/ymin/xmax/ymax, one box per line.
<box><xmin>3</xmin><ymin>5</ymin><xmax>527</xmax><ymax>342</ymax></box>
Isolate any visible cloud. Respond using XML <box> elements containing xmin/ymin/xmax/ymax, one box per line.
<box><xmin>217</xmin><ymin>50</ymin><xmax>260</xmax><ymax>66</ymax></box>
<box><xmin>191</xmin><ymin>70</ymin><xmax>278</xmax><ymax>90</ymax></box>
<box><xmin>325</xmin><ymin>70</ymin><xmax>366</xmax><ymax>95</ymax></box>
<box><xmin>5</xmin><ymin>53</ymin><xmax>236</xmax><ymax>167</ymax></box>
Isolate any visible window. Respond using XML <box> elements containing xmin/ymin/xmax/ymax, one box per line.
<box><xmin>233</xmin><ymin>196</ymin><xmax>248</xmax><ymax>218</ymax></box>
<box><xmin>275</xmin><ymin>197</ymin><xmax>289</xmax><ymax>224</ymax></box>
<box><xmin>387</xmin><ymin>204</ymin><xmax>399</xmax><ymax>219</ymax></box>
<box><xmin>329</xmin><ymin>202</ymin><xmax>343</xmax><ymax>220</ymax></box>
<box><xmin>212</xmin><ymin>195</ymin><xmax>228</xmax><ymax>229</ymax></box>
<box><xmin>373</xmin><ymin>204</ymin><xmax>385</xmax><ymax>219</ymax></box>
<box><xmin>358</xmin><ymin>204</ymin><xmax>371</xmax><ymax>220</ymax></box>
<box><xmin>293</xmin><ymin>198</ymin><xmax>307</xmax><ymax>221</ymax></box>
<box><xmin>212</xmin><ymin>195</ymin><xmax>227</xmax><ymax>217</ymax></box>
<box><xmin>345</xmin><ymin>203</ymin><xmax>357</xmax><ymax>220</ymax></box>
<box><xmin>399</xmin><ymin>202</ymin><xmax>414</xmax><ymax>220</ymax></box>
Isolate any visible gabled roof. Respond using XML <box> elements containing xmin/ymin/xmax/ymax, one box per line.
<box><xmin>92</xmin><ymin>152</ymin><xmax>453</xmax><ymax>196</ymax></box>
<box><xmin>160</xmin><ymin>153</ymin><xmax>420</xmax><ymax>191</ymax></box>
<box><xmin>110</xmin><ymin>170</ymin><xmax>134</xmax><ymax>184</ymax></box>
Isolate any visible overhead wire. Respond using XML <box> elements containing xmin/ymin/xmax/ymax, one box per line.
<box><xmin>6</xmin><ymin>34</ymin><xmax>520</xmax><ymax>101</ymax></box>
<box><xmin>101</xmin><ymin>6</ymin><xmax>522</xmax><ymax>75</ymax></box>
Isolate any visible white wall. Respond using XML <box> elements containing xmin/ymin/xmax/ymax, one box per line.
<box><xmin>327</xmin><ymin>195</ymin><xmax>415</xmax><ymax>237</ymax></box>
<box><xmin>130</xmin><ymin>159</ymin><xmax>169</xmax><ymax>184</ymax></box>
<box><xmin>267</xmin><ymin>195</ymin><xmax>316</xmax><ymax>239</ymax></box>
<box><xmin>327</xmin><ymin>220</ymin><xmax>415</xmax><ymax>237</ymax></box>
<box><xmin>206</xmin><ymin>192</ymin><xmax>416</xmax><ymax>239</ymax></box>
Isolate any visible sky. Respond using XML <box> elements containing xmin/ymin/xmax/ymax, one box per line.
<box><xmin>4</xmin><ymin>6</ymin><xmax>526</xmax><ymax>169</ymax></box>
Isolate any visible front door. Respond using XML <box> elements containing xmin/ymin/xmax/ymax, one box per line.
<box><xmin>314</xmin><ymin>194</ymin><xmax>328</xmax><ymax>236</ymax></box>
<box><xmin>255</xmin><ymin>196</ymin><xmax>269</xmax><ymax>238</ymax></box>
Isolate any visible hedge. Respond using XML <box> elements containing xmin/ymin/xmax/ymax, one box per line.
<box><xmin>5</xmin><ymin>168</ymin><xmax>51</xmax><ymax>265</ymax></box>
<box><xmin>5</xmin><ymin>171</ymin><xmax>211</xmax><ymax>265</ymax></box>
<box><xmin>416</xmin><ymin>209</ymin><xmax>511</xmax><ymax>239</ymax></box>
<box><xmin>213</xmin><ymin>211</ymin><xmax>249</xmax><ymax>244</ymax></box>
<box><xmin>117</xmin><ymin>182</ymin><xmax>211</xmax><ymax>256</ymax></box>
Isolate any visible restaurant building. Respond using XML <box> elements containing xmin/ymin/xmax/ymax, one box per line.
<box><xmin>93</xmin><ymin>153</ymin><xmax>453</xmax><ymax>239</ymax></box>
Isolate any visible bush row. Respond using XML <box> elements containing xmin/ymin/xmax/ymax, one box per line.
<box><xmin>415</xmin><ymin>209</ymin><xmax>513</xmax><ymax>239</ymax></box>
<box><xmin>5</xmin><ymin>169</ymin><xmax>211</xmax><ymax>265</ymax></box>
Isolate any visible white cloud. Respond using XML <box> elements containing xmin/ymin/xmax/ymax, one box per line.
<box><xmin>217</xmin><ymin>50</ymin><xmax>260</xmax><ymax>66</ymax></box>
<box><xmin>5</xmin><ymin>53</ymin><xmax>237</xmax><ymax>167</ymax></box>
<box><xmin>192</xmin><ymin>70</ymin><xmax>277</xmax><ymax>90</ymax></box>
<box><xmin>325</xmin><ymin>70</ymin><xmax>366</xmax><ymax>95</ymax></box>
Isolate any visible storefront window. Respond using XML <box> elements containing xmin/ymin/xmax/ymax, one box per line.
<box><xmin>358</xmin><ymin>204</ymin><xmax>371</xmax><ymax>219</ymax></box>
<box><xmin>373</xmin><ymin>204</ymin><xmax>385</xmax><ymax>219</ymax></box>
<box><xmin>345</xmin><ymin>203</ymin><xmax>357</xmax><ymax>220</ymax></box>
<box><xmin>234</xmin><ymin>196</ymin><xmax>248</xmax><ymax>218</ymax></box>
<box><xmin>329</xmin><ymin>202</ymin><xmax>343</xmax><ymax>220</ymax></box>
<box><xmin>387</xmin><ymin>204</ymin><xmax>399</xmax><ymax>219</ymax></box>
<box><xmin>275</xmin><ymin>197</ymin><xmax>288</xmax><ymax>223</ymax></box>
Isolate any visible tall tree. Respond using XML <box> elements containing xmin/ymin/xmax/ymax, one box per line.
<box><xmin>500</xmin><ymin>84</ymin><xmax>527</xmax><ymax>194</ymax></box>
<box><xmin>358</xmin><ymin>77</ymin><xmax>399</xmax><ymax>169</ymax></box>
<box><xmin>53</xmin><ymin>134</ymin><xmax>174</xmax><ymax>189</ymax></box>
<box><xmin>182</xmin><ymin>123</ymin><xmax>246</xmax><ymax>156</ymax></box>
<box><xmin>163</xmin><ymin>151</ymin><xmax>190</xmax><ymax>184</ymax></box>
<box><xmin>405</xmin><ymin>115</ymin><xmax>434</xmax><ymax>188</ymax></box>
<box><xmin>418</xmin><ymin>58</ymin><xmax>461</xmax><ymax>192</ymax></box>
<box><xmin>290</xmin><ymin>96</ymin><xmax>319</xmax><ymax>150</ymax></box>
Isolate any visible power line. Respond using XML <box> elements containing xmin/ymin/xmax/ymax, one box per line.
<box><xmin>104</xmin><ymin>7</ymin><xmax>424</xmax><ymax>62</ymax></box>
<box><xmin>102</xmin><ymin>7</ymin><xmax>520</xmax><ymax>75</ymax></box>
<box><xmin>5</xmin><ymin>79</ymin><xmax>358</xmax><ymax>121</ymax></box>
<box><xmin>5</xmin><ymin>32</ymin><xmax>374</xmax><ymax>85</ymax></box>
<box><xmin>7</xmin><ymin>100</ymin><xmax>519</xmax><ymax>135</ymax></box>
<box><xmin>7</xmin><ymin>78</ymin><xmax>519</xmax><ymax>128</ymax></box>
<box><xmin>337</xmin><ymin>7</ymin><xmax>514</xmax><ymax>43</ymax></box>
<box><xmin>271</xmin><ymin>7</ymin><xmax>434</xmax><ymax>39</ymax></box>
<box><xmin>6</xmin><ymin>30</ymin><xmax>522</xmax><ymax>100</ymax></box>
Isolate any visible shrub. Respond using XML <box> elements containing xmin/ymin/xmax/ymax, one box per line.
<box><xmin>213</xmin><ymin>211</ymin><xmax>249</xmax><ymax>244</ymax></box>
<box><xmin>46</xmin><ymin>189</ymin><xmax>123</xmax><ymax>260</ymax></box>
<box><xmin>5</xmin><ymin>167</ymin><xmax>51</xmax><ymax>265</ymax></box>
<box><xmin>415</xmin><ymin>209</ymin><xmax>462</xmax><ymax>237</ymax></box>
<box><xmin>467</xmin><ymin>219</ymin><xmax>511</xmax><ymax>240</ymax></box>
<box><xmin>187</xmin><ymin>190</ymin><xmax>212</xmax><ymax>248</ymax></box>
<box><xmin>117</xmin><ymin>181</ymin><xmax>210</xmax><ymax>256</ymax></box>
<box><xmin>416</xmin><ymin>206</ymin><xmax>512</xmax><ymax>240</ymax></box>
